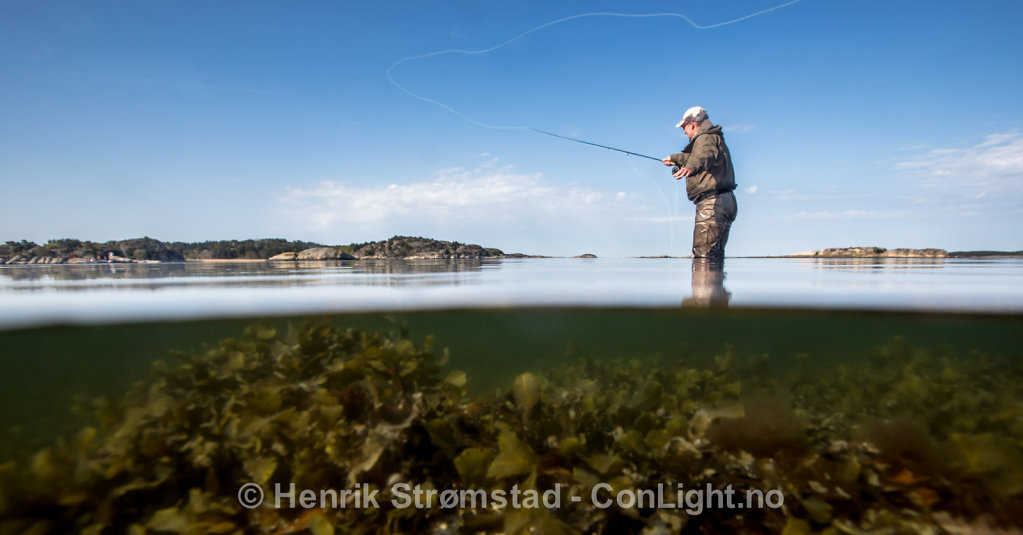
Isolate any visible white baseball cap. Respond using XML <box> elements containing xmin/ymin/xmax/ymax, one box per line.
<box><xmin>676</xmin><ymin>106</ymin><xmax>708</xmax><ymax>128</ymax></box>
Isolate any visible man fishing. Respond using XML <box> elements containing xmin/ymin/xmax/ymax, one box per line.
<box><xmin>662</xmin><ymin>106</ymin><xmax>738</xmax><ymax>263</ymax></box>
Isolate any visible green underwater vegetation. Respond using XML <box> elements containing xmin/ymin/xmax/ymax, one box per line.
<box><xmin>1</xmin><ymin>320</ymin><xmax>1022</xmax><ymax>534</ymax></box>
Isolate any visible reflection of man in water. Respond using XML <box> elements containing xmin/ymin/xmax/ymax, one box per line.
<box><xmin>682</xmin><ymin>259</ymin><xmax>731</xmax><ymax>308</ymax></box>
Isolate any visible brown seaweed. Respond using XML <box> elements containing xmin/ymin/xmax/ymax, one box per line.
<box><xmin>1</xmin><ymin>325</ymin><xmax>1022</xmax><ymax>534</ymax></box>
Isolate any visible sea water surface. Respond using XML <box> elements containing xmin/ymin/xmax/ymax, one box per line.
<box><xmin>2</xmin><ymin>257</ymin><xmax>1022</xmax><ymax>532</ymax></box>
<box><xmin>1</xmin><ymin>257</ymin><xmax>1021</xmax><ymax>328</ymax></box>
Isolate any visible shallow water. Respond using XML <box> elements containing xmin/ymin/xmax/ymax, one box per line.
<box><xmin>1</xmin><ymin>257</ymin><xmax>1021</xmax><ymax>329</ymax></box>
<box><xmin>1</xmin><ymin>258</ymin><xmax>1021</xmax><ymax>532</ymax></box>
<box><xmin>2</xmin><ymin>306</ymin><xmax>1019</xmax><ymax>446</ymax></box>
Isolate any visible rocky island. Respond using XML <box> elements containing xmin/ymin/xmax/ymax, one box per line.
<box><xmin>783</xmin><ymin>247</ymin><xmax>1023</xmax><ymax>258</ymax></box>
<box><xmin>4</xmin><ymin>238</ymin><xmax>1019</xmax><ymax>264</ymax></box>
<box><xmin>268</xmin><ymin>236</ymin><xmax>541</xmax><ymax>261</ymax></box>
<box><xmin>0</xmin><ymin>236</ymin><xmax>539</xmax><ymax>265</ymax></box>
<box><xmin>786</xmin><ymin>247</ymin><xmax>950</xmax><ymax>258</ymax></box>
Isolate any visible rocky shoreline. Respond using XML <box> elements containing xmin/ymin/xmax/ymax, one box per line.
<box><xmin>785</xmin><ymin>247</ymin><xmax>950</xmax><ymax>258</ymax></box>
<box><xmin>4</xmin><ymin>238</ymin><xmax>1020</xmax><ymax>265</ymax></box>
<box><xmin>0</xmin><ymin>252</ymin><xmax>161</xmax><ymax>265</ymax></box>
<box><xmin>267</xmin><ymin>237</ymin><xmax>548</xmax><ymax>261</ymax></box>
<box><xmin>0</xmin><ymin>236</ymin><xmax>546</xmax><ymax>265</ymax></box>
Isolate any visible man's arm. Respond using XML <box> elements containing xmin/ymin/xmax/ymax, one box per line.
<box><xmin>661</xmin><ymin>152</ymin><xmax>688</xmax><ymax>178</ymax></box>
<box><xmin>661</xmin><ymin>152</ymin><xmax>685</xmax><ymax>164</ymax></box>
<box><xmin>682</xmin><ymin>135</ymin><xmax>721</xmax><ymax>176</ymax></box>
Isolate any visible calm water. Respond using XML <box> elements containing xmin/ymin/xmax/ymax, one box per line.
<box><xmin>1</xmin><ymin>257</ymin><xmax>1021</xmax><ymax>328</ymax></box>
<box><xmin>1</xmin><ymin>258</ymin><xmax>1022</xmax><ymax>532</ymax></box>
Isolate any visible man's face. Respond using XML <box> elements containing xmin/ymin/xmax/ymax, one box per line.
<box><xmin>683</xmin><ymin>122</ymin><xmax>698</xmax><ymax>140</ymax></box>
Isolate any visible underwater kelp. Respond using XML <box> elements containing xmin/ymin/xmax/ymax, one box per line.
<box><xmin>1</xmin><ymin>323</ymin><xmax>1022</xmax><ymax>534</ymax></box>
<box><xmin>0</xmin><ymin>321</ymin><xmax>468</xmax><ymax>534</ymax></box>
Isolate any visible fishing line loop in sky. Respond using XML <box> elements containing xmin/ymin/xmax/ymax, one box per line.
<box><xmin>386</xmin><ymin>0</ymin><xmax>803</xmax><ymax>134</ymax></box>
<box><xmin>385</xmin><ymin>0</ymin><xmax>802</xmax><ymax>257</ymax></box>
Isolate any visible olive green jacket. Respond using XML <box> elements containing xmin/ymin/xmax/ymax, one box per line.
<box><xmin>669</xmin><ymin>124</ymin><xmax>736</xmax><ymax>202</ymax></box>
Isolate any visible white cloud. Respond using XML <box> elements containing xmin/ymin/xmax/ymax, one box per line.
<box><xmin>895</xmin><ymin>131</ymin><xmax>1023</xmax><ymax>190</ymax></box>
<box><xmin>278</xmin><ymin>164</ymin><xmax>641</xmax><ymax>232</ymax></box>
<box><xmin>722</xmin><ymin>123</ymin><xmax>755</xmax><ymax>134</ymax></box>
<box><xmin>976</xmin><ymin>133</ymin><xmax>1018</xmax><ymax>148</ymax></box>
<box><xmin>744</xmin><ymin>186</ymin><xmax>758</xmax><ymax>194</ymax></box>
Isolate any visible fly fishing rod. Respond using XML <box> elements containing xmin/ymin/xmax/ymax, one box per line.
<box><xmin>529</xmin><ymin>128</ymin><xmax>662</xmax><ymax>162</ymax></box>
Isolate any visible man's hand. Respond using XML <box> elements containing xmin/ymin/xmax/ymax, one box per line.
<box><xmin>663</xmin><ymin>158</ymin><xmax>691</xmax><ymax>179</ymax></box>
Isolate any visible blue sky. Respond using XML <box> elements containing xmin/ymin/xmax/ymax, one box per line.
<box><xmin>2</xmin><ymin>0</ymin><xmax>1021</xmax><ymax>257</ymax></box>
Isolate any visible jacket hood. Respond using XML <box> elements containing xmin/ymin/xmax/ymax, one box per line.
<box><xmin>696</xmin><ymin>124</ymin><xmax>723</xmax><ymax>137</ymax></box>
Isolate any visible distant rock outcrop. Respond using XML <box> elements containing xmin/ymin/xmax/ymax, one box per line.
<box><xmin>347</xmin><ymin>236</ymin><xmax>512</xmax><ymax>260</ymax></box>
<box><xmin>821</xmin><ymin>247</ymin><xmax>887</xmax><ymax>257</ymax></box>
<box><xmin>2</xmin><ymin>236</ymin><xmax>538</xmax><ymax>264</ymax></box>
<box><xmin>1</xmin><ymin>237</ymin><xmax>183</xmax><ymax>264</ymax></box>
<box><xmin>269</xmin><ymin>237</ymin><xmax>531</xmax><ymax>261</ymax></box>
<box><xmin>789</xmin><ymin>247</ymin><xmax>948</xmax><ymax>258</ymax></box>
<box><xmin>1</xmin><ymin>237</ymin><xmax>323</xmax><ymax>264</ymax></box>
<box><xmin>297</xmin><ymin>248</ymin><xmax>356</xmax><ymax>261</ymax></box>
<box><xmin>948</xmin><ymin>250</ymin><xmax>1023</xmax><ymax>258</ymax></box>
<box><xmin>268</xmin><ymin>248</ymin><xmax>356</xmax><ymax>261</ymax></box>
<box><xmin>880</xmin><ymin>248</ymin><xmax>948</xmax><ymax>258</ymax></box>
